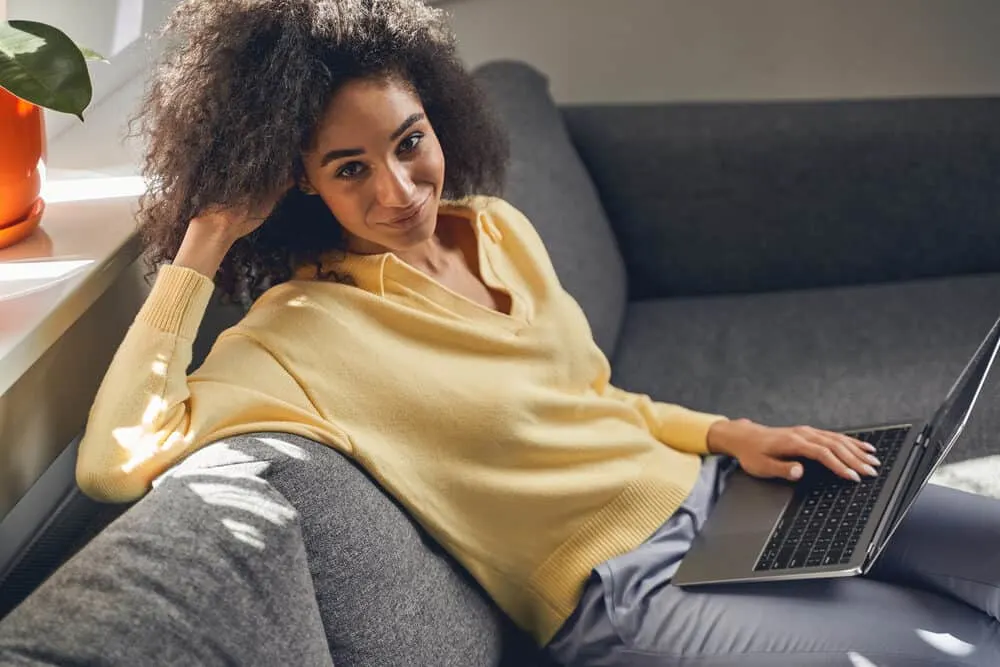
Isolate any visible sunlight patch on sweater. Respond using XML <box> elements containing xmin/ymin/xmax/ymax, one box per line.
<box><xmin>114</xmin><ymin>425</ymin><xmax>190</xmax><ymax>474</ymax></box>
<box><xmin>141</xmin><ymin>396</ymin><xmax>168</xmax><ymax>425</ymax></box>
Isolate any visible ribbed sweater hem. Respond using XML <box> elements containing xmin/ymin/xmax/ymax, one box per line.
<box><xmin>527</xmin><ymin>452</ymin><xmax>703</xmax><ymax>645</ymax></box>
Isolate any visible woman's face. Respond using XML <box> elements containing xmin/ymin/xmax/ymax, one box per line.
<box><xmin>300</xmin><ymin>76</ymin><xmax>446</xmax><ymax>255</ymax></box>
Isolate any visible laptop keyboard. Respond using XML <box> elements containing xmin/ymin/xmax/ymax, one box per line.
<box><xmin>753</xmin><ymin>426</ymin><xmax>909</xmax><ymax>572</ymax></box>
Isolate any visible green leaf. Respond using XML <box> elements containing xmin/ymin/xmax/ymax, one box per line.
<box><xmin>79</xmin><ymin>46</ymin><xmax>108</xmax><ymax>63</ymax></box>
<box><xmin>0</xmin><ymin>20</ymin><xmax>93</xmax><ymax>119</ymax></box>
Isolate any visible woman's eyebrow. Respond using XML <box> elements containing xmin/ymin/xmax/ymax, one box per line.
<box><xmin>319</xmin><ymin>113</ymin><xmax>426</xmax><ymax>168</ymax></box>
<box><xmin>390</xmin><ymin>113</ymin><xmax>425</xmax><ymax>141</ymax></box>
<box><xmin>319</xmin><ymin>147</ymin><xmax>363</xmax><ymax>167</ymax></box>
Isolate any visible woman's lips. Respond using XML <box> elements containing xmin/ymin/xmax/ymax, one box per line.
<box><xmin>383</xmin><ymin>197</ymin><xmax>429</xmax><ymax>229</ymax></box>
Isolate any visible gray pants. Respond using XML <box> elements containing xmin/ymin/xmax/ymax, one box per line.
<box><xmin>547</xmin><ymin>466</ymin><xmax>1000</xmax><ymax>666</ymax></box>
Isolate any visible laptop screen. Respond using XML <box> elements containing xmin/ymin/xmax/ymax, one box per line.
<box><xmin>871</xmin><ymin>314</ymin><xmax>1000</xmax><ymax>563</ymax></box>
<box><xmin>884</xmin><ymin>313</ymin><xmax>1000</xmax><ymax>540</ymax></box>
<box><xmin>923</xmin><ymin>314</ymin><xmax>1000</xmax><ymax>459</ymax></box>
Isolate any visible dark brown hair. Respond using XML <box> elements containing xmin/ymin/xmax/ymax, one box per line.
<box><xmin>133</xmin><ymin>0</ymin><xmax>508</xmax><ymax>304</ymax></box>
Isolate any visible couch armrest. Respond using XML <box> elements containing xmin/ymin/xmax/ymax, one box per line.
<box><xmin>0</xmin><ymin>442</ymin><xmax>334</xmax><ymax>667</ymax></box>
<box><xmin>563</xmin><ymin>97</ymin><xmax>1000</xmax><ymax>298</ymax></box>
<box><xmin>0</xmin><ymin>433</ymin><xmax>558</xmax><ymax>667</ymax></box>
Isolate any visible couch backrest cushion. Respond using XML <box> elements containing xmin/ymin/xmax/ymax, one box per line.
<box><xmin>562</xmin><ymin>97</ymin><xmax>1000</xmax><ymax>299</ymax></box>
<box><xmin>473</xmin><ymin>61</ymin><xmax>627</xmax><ymax>356</ymax></box>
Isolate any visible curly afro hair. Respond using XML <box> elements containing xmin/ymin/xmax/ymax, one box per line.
<box><xmin>133</xmin><ymin>0</ymin><xmax>509</xmax><ymax>304</ymax></box>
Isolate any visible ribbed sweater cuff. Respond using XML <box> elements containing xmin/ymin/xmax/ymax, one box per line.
<box><xmin>659</xmin><ymin>409</ymin><xmax>727</xmax><ymax>455</ymax></box>
<box><xmin>136</xmin><ymin>265</ymin><xmax>216</xmax><ymax>339</ymax></box>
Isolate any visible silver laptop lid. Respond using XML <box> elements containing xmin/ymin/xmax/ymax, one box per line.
<box><xmin>878</xmin><ymin>313</ymin><xmax>1000</xmax><ymax>551</ymax></box>
<box><xmin>920</xmin><ymin>313</ymin><xmax>1000</xmax><ymax>457</ymax></box>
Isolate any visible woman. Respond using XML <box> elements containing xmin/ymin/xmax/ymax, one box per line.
<box><xmin>79</xmin><ymin>1</ymin><xmax>1000</xmax><ymax>664</ymax></box>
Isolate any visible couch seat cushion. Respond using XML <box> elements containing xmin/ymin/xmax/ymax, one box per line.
<box><xmin>611</xmin><ymin>274</ymin><xmax>1000</xmax><ymax>463</ymax></box>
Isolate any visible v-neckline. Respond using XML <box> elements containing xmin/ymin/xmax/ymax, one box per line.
<box><xmin>329</xmin><ymin>202</ymin><xmax>529</xmax><ymax>330</ymax></box>
<box><xmin>429</xmin><ymin>210</ymin><xmax>514</xmax><ymax>317</ymax></box>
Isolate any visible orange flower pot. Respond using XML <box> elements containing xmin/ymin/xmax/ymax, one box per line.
<box><xmin>0</xmin><ymin>86</ymin><xmax>47</xmax><ymax>248</ymax></box>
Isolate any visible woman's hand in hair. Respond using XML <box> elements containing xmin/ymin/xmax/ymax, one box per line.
<box><xmin>174</xmin><ymin>180</ymin><xmax>293</xmax><ymax>279</ymax></box>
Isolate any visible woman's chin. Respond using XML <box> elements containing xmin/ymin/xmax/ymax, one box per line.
<box><xmin>394</xmin><ymin>209</ymin><xmax>438</xmax><ymax>244</ymax></box>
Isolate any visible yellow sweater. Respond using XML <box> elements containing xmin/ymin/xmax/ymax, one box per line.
<box><xmin>77</xmin><ymin>196</ymin><xmax>724</xmax><ymax>645</ymax></box>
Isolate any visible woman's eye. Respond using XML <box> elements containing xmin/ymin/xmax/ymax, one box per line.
<box><xmin>336</xmin><ymin>162</ymin><xmax>366</xmax><ymax>179</ymax></box>
<box><xmin>398</xmin><ymin>132</ymin><xmax>423</xmax><ymax>154</ymax></box>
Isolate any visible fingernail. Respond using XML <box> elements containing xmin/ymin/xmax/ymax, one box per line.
<box><xmin>848</xmin><ymin>469</ymin><xmax>862</xmax><ymax>483</ymax></box>
<box><xmin>863</xmin><ymin>464</ymin><xmax>878</xmax><ymax>477</ymax></box>
<box><xmin>862</xmin><ymin>442</ymin><xmax>877</xmax><ymax>453</ymax></box>
<box><xmin>790</xmin><ymin>465</ymin><xmax>803</xmax><ymax>480</ymax></box>
<box><xmin>866</xmin><ymin>454</ymin><xmax>881</xmax><ymax>466</ymax></box>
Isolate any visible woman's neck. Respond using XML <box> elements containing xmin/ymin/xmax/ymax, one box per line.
<box><xmin>345</xmin><ymin>221</ymin><xmax>457</xmax><ymax>278</ymax></box>
<box><xmin>395</xmin><ymin>236</ymin><xmax>454</xmax><ymax>275</ymax></box>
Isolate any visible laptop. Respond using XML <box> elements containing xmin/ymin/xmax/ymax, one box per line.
<box><xmin>673</xmin><ymin>313</ymin><xmax>1000</xmax><ymax>587</ymax></box>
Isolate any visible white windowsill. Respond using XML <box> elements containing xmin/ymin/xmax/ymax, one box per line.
<box><xmin>0</xmin><ymin>170</ymin><xmax>144</xmax><ymax>398</ymax></box>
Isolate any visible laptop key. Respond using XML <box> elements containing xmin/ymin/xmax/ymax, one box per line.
<box><xmin>788</xmin><ymin>550</ymin><xmax>810</xmax><ymax>569</ymax></box>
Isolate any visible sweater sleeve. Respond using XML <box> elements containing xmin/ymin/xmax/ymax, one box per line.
<box><xmin>600</xmin><ymin>383</ymin><xmax>726</xmax><ymax>455</ymax></box>
<box><xmin>76</xmin><ymin>265</ymin><xmax>316</xmax><ymax>503</ymax></box>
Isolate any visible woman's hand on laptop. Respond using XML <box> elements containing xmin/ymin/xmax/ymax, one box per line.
<box><xmin>707</xmin><ymin>418</ymin><xmax>881</xmax><ymax>483</ymax></box>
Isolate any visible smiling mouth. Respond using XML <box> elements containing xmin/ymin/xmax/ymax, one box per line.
<box><xmin>382</xmin><ymin>196</ymin><xmax>429</xmax><ymax>227</ymax></box>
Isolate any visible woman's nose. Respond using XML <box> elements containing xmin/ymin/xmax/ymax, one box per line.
<box><xmin>374</xmin><ymin>160</ymin><xmax>416</xmax><ymax>207</ymax></box>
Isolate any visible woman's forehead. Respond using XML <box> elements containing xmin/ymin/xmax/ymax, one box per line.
<box><xmin>322</xmin><ymin>78</ymin><xmax>423</xmax><ymax>128</ymax></box>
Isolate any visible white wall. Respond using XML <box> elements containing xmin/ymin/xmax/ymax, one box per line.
<box><xmin>446</xmin><ymin>0</ymin><xmax>1000</xmax><ymax>104</ymax></box>
<box><xmin>11</xmin><ymin>0</ymin><xmax>1000</xmax><ymax>171</ymax></box>
<box><xmin>7</xmin><ymin>0</ymin><xmax>174</xmax><ymax>170</ymax></box>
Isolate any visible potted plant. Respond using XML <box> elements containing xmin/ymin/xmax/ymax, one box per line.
<box><xmin>0</xmin><ymin>15</ymin><xmax>103</xmax><ymax>249</ymax></box>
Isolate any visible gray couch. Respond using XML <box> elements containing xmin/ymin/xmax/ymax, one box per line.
<box><xmin>2</xmin><ymin>60</ymin><xmax>1000</xmax><ymax>666</ymax></box>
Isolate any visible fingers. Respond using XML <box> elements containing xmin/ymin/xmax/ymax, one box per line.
<box><xmin>196</xmin><ymin>179</ymin><xmax>294</xmax><ymax>225</ymax></box>
<box><xmin>811</xmin><ymin>431</ymin><xmax>880</xmax><ymax>479</ymax></box>
<box><xmin>854</xmin><ymin>437</ymin><xmax>878</xmax><ymax>454</ymax></box>
<box><xmin>741</xmin><ymin>455</ymin><xmax>804</xmax><ymax>482</ymax></box>
<box><xmin>782</xmin><ymin>428</ymin><xmax>880</xmax><ymax>482</ymax></box>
